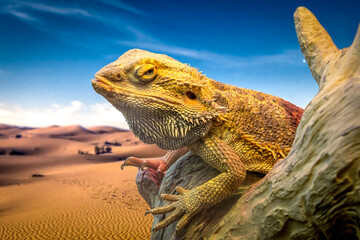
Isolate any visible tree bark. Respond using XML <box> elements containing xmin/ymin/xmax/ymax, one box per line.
<box><xmin>136</xmin><ymin>7</ymin><xmax>360</xmax><ymax>240</ymax></box>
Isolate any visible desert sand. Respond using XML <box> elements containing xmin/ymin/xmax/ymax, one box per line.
<box><xmin>0</xmin><ymin>124</ymin><xmax>166</xmax><ymax>239</ymax></box>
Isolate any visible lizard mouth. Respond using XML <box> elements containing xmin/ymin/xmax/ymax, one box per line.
<box><xmin>92</xmin><ymin>77</ymin><xmax>116</xmax><ymax>95</ymax></box>
<box><xmin>92</xmin><ymin>77</ymin><xmax>182</xmax><ymax>106</ymax></box>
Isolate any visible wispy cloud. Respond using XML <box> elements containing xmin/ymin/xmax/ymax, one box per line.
<box><xmin>118</xmin><ymin>40</ymin><xmax>305</xmax><ymax>67</ymax></box>
<box><xmin>0</xmin><ymin>0</ymin><xmax>140</xmax><ymax>48</ymax></box>
<box><xmin>1</xmin><ymin>0</ymin><xmax>91</xmax><ymax>18</ymax></box>
<box><xmin>1</xmin><ymin>0</ymin><xmax>305</xmax><ymax>69</ymax></box>
<box><xmin>5</xmin><ymin>9</ymin><xmax>37</xmax><ymax>22</ymax></box>
<box><xmin>115</xmin><ymin>23</ymin><xmax>305</xmax><ymax>67</ymax></box>
<box><xmin>93</xmin><ymin>0</ymin><xmax>149</xmax><ymax>16</ymax></box>
<box><xmin>0</xmin><ymin>0</ymin><xmax>106</xmax><ymax>49</ymax></box>
<box><xmin>22</xmin><ymin>2</ymin><xmax>91</xmax><ymax>16</ymax></box>
<box><xmin>1</xmin><ymin>0</ymin><xmax>146</xmax><ymax>24</ymax></box>
<box><xmin>0</xmin><ymin>101</ymin><xmax>128</xmax><ymax>128</ymax></box>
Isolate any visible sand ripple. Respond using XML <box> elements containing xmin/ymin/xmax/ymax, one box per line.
<box><xmin>0</xmin><ymin>165</ymin><xmax>152</xmax><ymax>239</ymax></box>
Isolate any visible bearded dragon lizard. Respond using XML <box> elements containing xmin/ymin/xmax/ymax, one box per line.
<box><xmin>92</xmin><ymin>49</ymin><xmax>303</xmax><ymax>233</ymax></box>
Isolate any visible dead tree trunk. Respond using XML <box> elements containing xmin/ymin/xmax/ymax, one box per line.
<box><xmin>136</xmin><ymin>7</ymin><xmax>360</xmax><ymax>240</ymax></box>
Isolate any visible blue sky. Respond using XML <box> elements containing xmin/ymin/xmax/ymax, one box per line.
<box><xmin>0</xmin><ymin>0</ymin><xmax>359</xmax><ymax>128</ymax></box>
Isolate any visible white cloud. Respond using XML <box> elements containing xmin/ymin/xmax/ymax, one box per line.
<box><xmin>0</xmin><ymin>101</ymin><xmax>129</xmax><ymax>129</ymax></box>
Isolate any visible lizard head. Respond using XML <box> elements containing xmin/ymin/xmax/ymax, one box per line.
<box><xmin>92</xmin><ymin>49</ymin><xmax>227</xmax><ymax>149</ymax></box>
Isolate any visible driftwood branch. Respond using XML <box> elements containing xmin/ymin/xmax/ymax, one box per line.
<box><xmin>136</xmin><ymin>7</ymin><xmax>360</xmax><ymax>239</ymax></box>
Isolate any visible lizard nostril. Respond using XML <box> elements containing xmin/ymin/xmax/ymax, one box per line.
<box><xmin>114</xmin><ymin>72</ymin><xmax>124</xmax><ymax>82</ymax></box>
<box><xmin>106</xmin><ymin>72</ymin><xmax>124</xmax><ymax>82</ymax></box>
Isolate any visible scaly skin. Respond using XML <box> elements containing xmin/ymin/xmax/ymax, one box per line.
<box><xmin>92</xmin><ymin>49</ymin><xmax>303</xmax><ymax>233</ymax></box>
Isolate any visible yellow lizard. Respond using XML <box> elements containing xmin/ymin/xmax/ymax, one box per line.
<box><xmin>92</xmin><ymin>49</ymin><xmax>303</xmax><ymax>232</ymax></box>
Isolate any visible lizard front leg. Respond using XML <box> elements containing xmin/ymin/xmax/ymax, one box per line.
<box><xmin>121</xmin><ymin>147</ymin><xmax>189</xmax><ymax>173</ymax></box>
<box><xmin>147</xmin><ymin>134</ymin><xmax>246</xmax><ymax>233</ymax></box>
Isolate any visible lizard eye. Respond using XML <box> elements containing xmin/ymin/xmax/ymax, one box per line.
<box><xmin>134</xmin><ymin>64</ymin><xmax>157</xmax><ymax>83</ymax></box>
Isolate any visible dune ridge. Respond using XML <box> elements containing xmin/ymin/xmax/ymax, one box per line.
<box><xmin>0</xmin><ymin>124</ymin><xmax>166</xmax><ymax>239</ymax></box>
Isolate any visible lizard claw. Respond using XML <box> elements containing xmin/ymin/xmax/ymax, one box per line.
<box><xmin>120</xmin><ymin>156</ymin><xmax>144</xmax><ymax>170</ymax></box>
<box><xmin>121</xmin><ymin>156</ymin><xmax>167</xmax><ymax>173</ymax></box>
<box><xmin>140</xmin><ymin>161</ymin><xmax>146</xmax><ymax>171</ymax></box>
<box><xmin>120</xmin><ymin>159</ymin><xmax>128</xmax><ymax>170</ymax></box>
<box><xmin>145</xmin><ymin>210</ymin><xmax>153</xmax><ymax>216</ymax></box>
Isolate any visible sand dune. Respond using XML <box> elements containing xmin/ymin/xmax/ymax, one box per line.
<box><xmin>0</xmin><ymin>124</ymin><xmax>166</xmax><ymax>239</ymax></box>
<box><xmin>22</xmin><ymin>124</ymin><xmax>95</xmax><ymax>138</ymax></box>
<box><xmin>87</xmin><ymin>125</ymin><xmax>129</xmax><ymax>134</ymax></box>
<box><xmin>0</xmin><ymin>124</ymin><xmax>34</xmax><ymax>137</ymax></box>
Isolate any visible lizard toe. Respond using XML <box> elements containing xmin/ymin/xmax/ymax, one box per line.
<box><xmin>120</xmin><ymin>156</ymin><xmax>143</xmax><ymax>170</ymax></box>
<box><xmin>175</xmin><ymin>186</ymin><xmax>190</xmax><ymax>195</ymax></box>
<box><xmin>154</xmin><ymin>208</ymin><xmax>184</xmax><ymax>231</ymax></box>
<box><xmin>159</xmin><ymin>193</ymin><xmax>181</xmax><ymax>202</ymax></box>
<box><xmin>176</xmin><ymin>212</ymin><xmax>195</xmax><ymax>234</ymax></box>
<box><xmin>150</xmin><ymin>202</ymin><xmax>176</xmax><ymax>214</ymax></box>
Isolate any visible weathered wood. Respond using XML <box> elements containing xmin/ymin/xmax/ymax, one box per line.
<box><xmin>136</xmin><ymin>7</ymin><xmax>360</xmax><ymax>240</ymax></box>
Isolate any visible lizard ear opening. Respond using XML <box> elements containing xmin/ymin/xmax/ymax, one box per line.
<box><xmin>186</xmin><ymin>91</ymin><xmax>197</xmax><ymax>100</ymax></box>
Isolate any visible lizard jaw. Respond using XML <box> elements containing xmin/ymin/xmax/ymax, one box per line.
<box><xmin>91</xmin><ymin>77</ymin><xmax>182</xmax><ymax>107</ymax></box>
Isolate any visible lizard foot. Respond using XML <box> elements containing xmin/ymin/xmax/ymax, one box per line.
<box><xmin>120</xmin><ymin>156</ymin><xmax>166</xmax><ymax>171</ymax></box>
<box><xmin>147</xmin><ymin>186</ymin><xmax>202</xmax><ymax>234</ymax></box>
